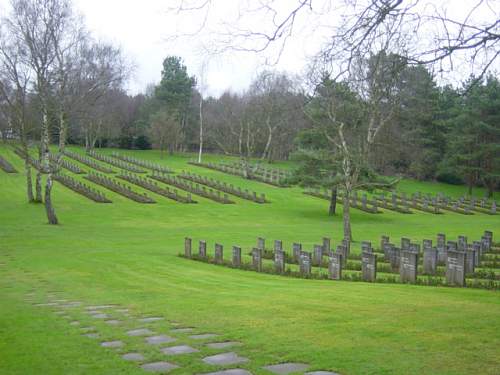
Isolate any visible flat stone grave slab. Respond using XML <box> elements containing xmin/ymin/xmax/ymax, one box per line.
<box><xmin>138</xmin><ymin>317</ymin><xmax>164</xmax><ymax>323</ymax></box>
<box><xmin>161</xmin><ymin>345</ymin><xmax>199</xmax><ymax>355</ymax></box>
<box><xmin>127</xmin><ymin>328</ymin><xmax>154</xmax><ymax>336</ymax></box>
<box><xmin>101</xmin><ymin>340</ymin><xmax>124</xmax><ymax>348</ymax></box>
<box><xmin>263</xmin><ymin>363</ymin><xmax>310</xmax><ymax>374</ymax></box>
<box><xmin>305</xmin><ymin>372</ymin><xmax>340</xmax><ymax>375</ymax></box>
<box><xmin>200</xmin><ymin>370</ymin><xmax>252</xmax><ymax>375</ymax></box>
<box><xmin>116</xmin><ymin>308</ymin><xmax>129</xmax><ymax>313</ymax></box>
<box><xmin>190</xmin><ymin>333</ymin><xmax>218</xmax><ymax>340</ymax></box>
<box><xmin>80</xmin><ymin>326</ymin><xmax>95</xmax><ymax>332</ymax></box>
<box><xmin>91</xmin><ymin>313</ymin><xmax>109</xmax><ymax>319</ymax></box>
<box><xmin>105</xmin><ymin>320</ymin><xmax>121</xmax><ymax>325</ymax></box>
<box><xmin>69</xmin><ymin>321</ymin><xmax>80</xmax><ymax>326</ymax></box>
<box><xmin>35</xmin><ymin>303</ymin><xmax>59</xmax><ymax>306</ymax></box>
<box><xmin>141</xmin><ymin>361</ymin><xmax>179</xmax><ymax>373</ymax></box>
<box><xmin>122</xmin><ymin>353</ymin><xmax>145</xmax><ymax>361</ymax></box>
<box><xmin>146</xmin><ymin>335</ymin><xmax>177</xmax><ymax>345</ymax></box>
<box><xmin>202</xmin><ymin>352</ymin><xmax>249</xmax><ymax>366</ymax></box>
<box><xmin>84</xmin><ymin>333</ymin><xmax>100</xmax><ymax>338</ymax></box>
<box><xmin>86</xmin><ymin>305</ymin><xmax>115</xmax><ymax>310</ymax></box>
<box><xmin>206</xmin><ymin>342</ymin><xmax>241</xmax><ymax>349</ymax></box>
<box><xmin>170</xmin><ymin>327</ymin><xmax>194</xmax><ymax>333</ymax></box>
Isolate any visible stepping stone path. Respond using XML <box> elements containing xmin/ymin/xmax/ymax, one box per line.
<box><xmin>161</xmin><ymin>345</ymin><xmax>199</xmax><ymax>355</ymax></box>
<box><xmin>122</xmin><ymin>353</ymin><xmax>145</xmax><ymax>361</ymax></box>
<box><xmin>141</xmin><ymin>361</ymin><xmax>178</xmax><ymax>373</ymax></box>
<box><xmin>263</xmin><ymin>363</ymin><xmax>310</xmax><ymax>374</ymax></box>
<box><xmin>138</xmin><ymin>317</ymin><xmax>163</xmax><ymax>323</ymax></box>
<box><xmin>127</xmin><ymin>328</ymin><xmax>154</xmax><ymax>336</ymax></box>
<box><xmin>206</xmin><ymin>341</ymin><xmax>241</xmax><ymax>349</ymax></box>
<box><xmin>101</xmin><ymin>340</ymin><xmax>124</xmax><ymax>348</ymax></box>
<box><xmin>202</xmin><ymin>352</ymin><xmax>249</xmax><ymax>366</ymax></box>
<box><xmin>190</xmin><ymin>333</ymin><xmax>218</xmax><ymax>340</ymax></box>
<box><xmin>201</xmin><ymin>371</ymin><xmax>252</xmax><ymax>375</ymax></box>
<box><xmin>145</xmin><ymin>335</ymin><xmax>177</xmax><ymax>345</ymax></box>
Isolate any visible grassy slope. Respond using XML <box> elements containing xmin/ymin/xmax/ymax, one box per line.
<box><xmin>0</xmin><ymin>144</ymin><xmax>499</xmax><ymax>375</ymax></box>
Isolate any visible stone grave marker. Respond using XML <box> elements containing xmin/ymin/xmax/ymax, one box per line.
<box><xmin>447</xmin><ymin>241</ymin><xmax>458</xmax><ymax>251</ymax></box>
<box><xmin>389</xmin><ymin>246</ymin><xmax>401</xmax><ymax>272</ymax></box>
<box><xmin>458</xmin><ymin>236</ymin><xmax>468</xmax><ymax>251</ymax></box>
<box><xmin>400</xmin><ymin>250</ymin><xmax>418</xmax><ymax>283</ymax></box>
<box><xmin>257</xmin><ymin>237</ymin><xmax>265</xmax><ymax>250</ymax></box>
<box><xmin>383</xmin><ymin>242</ymin><xmax>392</xmax><ymax>262</ymax></box>
<box><xmin>215</xmin><ymin>243</ymin><xmax>223</xmax><ymax>264</ymax></box>
<box><xmin>423</xmin><ymin>239</ymin><xmax>432</xmax><ymax>250</ymax></box>
<box><xmin>274</xmin><ymin>240</ymin><xmax>283</xmax><ymax>252</ymax></box>
<box><xmin>423</xmin><ymin>246</ymin><xmax>438</xmax><ymax>275</ymax></box>
<box><xmin>252</xmin><ymin>248</ymin><xmax>262</xmax><ymax>272</ymax></box>
<box><xmin>446</xmin><ymin>250</ymin><xmax>466</xmax><ymax>287</ymax></box>
<box><xmin>342</xmin><ymin>239</ymin><xmax>350</xmax><ymax>257</ymax></box>
<box><xmin>232</xmin><ymin>246</ymin><xmax>241</xmax><ymax>267</ymax></box>
<box><xmin>199</xmin><ymin>241</ymin><xmax>207</xmax><ymax>258</ymax></box>
<box><xmin>299</xmin><ymin>251</ymin><xmax>312</xmax><ymax>276</ymax></box>
<box><xmin>274</xmin><ymin>250</ymin><xmax>285</xmax><ymax>274</ymax></box>
<box><xmin>361</xmin><ymin>252</ymin><xmax>377</xmax><ymax>282</ymax></box>
<box><xmin>292</xmin><ymin>243</ymin><xmax>302</xmax><ymax>263</ymax></box>
<box><xmin>401</xmin><ymin>238</ymin><xmax>411</xmax><ymax>251</ymax></box>
<box><xmin>380</xmin><ymin>235</ymin><xmax>389</xmax><ymax>253</ymax></box>
<box><xmin>472</xmin><ymin>241</ymin><xmax>481</xmax><ymax>266</ymax></box>
<box><xmin>322</xmin><ymin>237</ymin><xmax>331</xmax><ymax>253</ymax></box>
<box><xmin>481</xmin><ymin>236</ymin><xmax>491</xmax><ymax>252</ymax></box>
<box><xmin>361</xmin><ymin>241</ymin><xmax>372</xmax><ymax>253</ymax></box>
<box><xmin>328</xmin><ymin>253</ymin><xmax>342</xmax><ymax>280</ymax></box>
<box><xmin>336</xmin><ymin>245</ymin><xmax>348</xmax><ymax>266</ymax></box>
<box><xmin>313</xmin><ymin>245</ymin><xmax>323</xmax><ymax>266</ymax></box>
<box><xmin>437</xmin><ymin>233</ymin><xmax>447</xmax><ymax>264</ymax></box>
<box><xmin>465</xmin><ymin>247</ymin><xmax>475</xmax><ymax>274</ymax></box>
<box><xmin>184</xmin><ymin>237</ymin><xmax>192</xmax><ymax>258</ymax></box>
<box><xmin>409</xmin><ymin>243</ymin><xmax>420</xmax><ymax>254</ymax></box>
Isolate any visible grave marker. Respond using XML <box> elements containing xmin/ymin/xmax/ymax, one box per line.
<box><xmin>361</xmin><ymin>241</ymin><xmax>372</xmax><ymax>253</ymax></box>
<box><xmin>465</xmin><ymin>247</ymin><xmax>475</xmax><ymax>274</ymax></box>
<box><xmin>257</xmin><ymin>237</ymin><xmax>265</xmax><ymax>250</ymax></box>
<box><xmin>322</xmin><ymin>237</ymin><xmax>331</xmax><ymax>253</ymax></box>
<box><xmin>328</xmin><ymin>253</ymin><xmax>342</xmax><ymax>280</ymax></box>
<box><xmin>292</xmin><ymin>243</ymin><xmax>302</xmax><ymax>263</ymax></box>
<box><xmin>299</xmin><ymin>251</ymin><xmax>312</xmax><ymax>276</ymax></box>
<box><xmin>401</xmin><ymin>238</ymin><xmax>411</xmax><ymax>251</ymax></box>
<box><xmin>184</xmin><ymin>237</ymin><xmax>192</xmax><ymax>258</ymax></box>
<box><xmin>214</xmin><ymin>243</ymin><xmax>223</xmax><ymax>264</ymax></box>
<box><xmin>232</xmin><ymin>246</ymin><xmax>241</xmax><ymax>267</ymax></box>
<box><xmin>446</xmin><ymin>250</ymin><xmax>466</xmax><ymax>287</ymax></box>
<box><xmin>361</xmin><ymin>252</ymin><xmax>377</xmax><ymax>282</ymax></box>
<box><xmin>199</xmin><ymin>241</ymin><xmax>207</xmax><ymax>258</ymax></box>
<box><xmin>274</xmin><ymin>240</ymin><xmax>283</xmax><ymax>252</ymax></box>
<box><xmin>252</xmin><ymin>248</ymin><xmax>262</xmax><ymax>272</ymax></box>
<box><xmin>423</xmin><ymin>246</ymin><xmax>438</xmax><ymax>275</ymax></box>
<box><xmin>274</xmin><ymin>250</ymin><xmax>285</xmax><ymax>274</ymax></box>
<box><xmin>313</xmin><ymin>245</ymin><xmax>323</xmax><ymax>266</ymax></box>
<box><xmin>400</xmin><ymin>250</ymin><xmax>418</xmax><ymax>283</ymax></box>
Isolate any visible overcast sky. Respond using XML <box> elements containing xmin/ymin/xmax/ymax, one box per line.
<box><xmin>1</xmin><ymin>0</ymin><xmax>498</xmax><ymax>97</ymax></box>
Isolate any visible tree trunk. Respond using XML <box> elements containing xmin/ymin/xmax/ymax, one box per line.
<box><xmin>44</xmin><ymin>172</ymin><xmax>58</xmax><ymax>224</ymax></box>
<box><xmin>342</xmin><ymin>191</ymin><xmax>352</xmax><ymax>241</ymax></box>
<box><xmin>198</xmin><ymin>96</ymin><xmax>204</xmax><ymax>163</ymax></box>
<box><xmin>35</xmin><ymin>171</ymin><xmax>43</xmax><ymax>202</ymax></box>
<box><xmin>329</xmin><ymin>186</ymin><xmax>337</xmax><ymax>216</ymax></box>
<box><xmin>22</xmin><ymin>141</ymin><xmax>34</xmax><ymax>203</ymax></box>
<box><xmin>261</xmin><ymin>122</ymin><xmax>273</xmax><ymax>160</ymax></box>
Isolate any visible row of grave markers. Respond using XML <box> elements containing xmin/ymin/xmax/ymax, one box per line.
<box><xmin>183</xmin><ymin>230</ymin><xmax>494</xmax><ymax>287</ymax></box>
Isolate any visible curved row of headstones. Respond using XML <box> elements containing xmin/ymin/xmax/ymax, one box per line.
<box><xmin>178</xmin><ymin>170</ymin><xmax>268</xmax><ymax>204</ymax></box>
<box><xmin>54</xmin><ymin>173</ymin><xmax>111</xmax><ymax>203</ymax></box>
<box><xmin>111</xmin><ymin>152</ymin><xmax>173</xmax><ymax>174</ymax></box>
<box><xmin>0</xmin><ymin>154</ymin><xmax>18</xmax><ymax>173</ymax></box>
<box><xmin>87</xmin><ymin>150</ymin><xmax>147</xmax><ymax>174</ymax></box>
<box><xmin>85</xmin><ymin>172</ymin><xmax>155</xmax><ymax>203</ymax></box>
<box><xmin>64</xmin><ymin>150</ymin><xmax>115</xmax><ymax>174</ymax></box>
<box><xmin>183</xmin><ymin>230</ymin><xmax>496</xmax><ymax>288</ymax></box>
<box><xmin>29</xmin><ymin>293</ymin><xmax>339</xmax><ymax>374</ymax></box>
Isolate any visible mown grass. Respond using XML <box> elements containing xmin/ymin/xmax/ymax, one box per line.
<box><xmin>0</xmin><ymin>143</ymin><xmax>499</xmax><ymax>375</ymax></box>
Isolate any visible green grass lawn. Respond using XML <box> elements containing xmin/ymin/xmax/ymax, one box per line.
<box><xmin>0</xmin><ymin>143</ymin><xmax>499</xmax><ymax>375</ymax></box>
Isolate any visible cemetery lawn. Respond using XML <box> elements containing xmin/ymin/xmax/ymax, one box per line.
<box><xmin>0</xmin><ymin>144</ymin><xmax>499</xmax><ymax>375</ymax></box>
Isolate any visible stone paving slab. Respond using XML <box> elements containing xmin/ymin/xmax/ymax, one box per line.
<box><xmin>202</xmin><ymin>352</ymin><xmax>249</xmax><ymax>366</ymax></box>
<box><xmin>262</xmin><ymin>363</ymin><xmax>310</xmax><ymax>374</ymax></box>
<box><xmin>127</xmin><ymin>328</ymin><xmax>154</xmax><ymax>336</ymax></box>
<box><xmin>138</xmin><ymin>317</ymin><xmax>164</xmax><ymax>323</ymax></box>
<box><xmin>122</xmin><ymin>353</ymin><xmax>145</xmax><ymax>361</ymax></box>
<box><xmin>199</xmin><ymin>370</ymin><xmax>253</xmax><ymax>375</ymax></box>
<box><xmin>161</xmin><ymin>345</ymin><xmax>199</xmax><ymax>355</ymax></box>
<box><xmin>141</xmin><ymin>361</ymin><xmax>179</xmax><ymax>373</ymax></box>
<box><xmin>190</xmin><ymin>333</ymin><xmax>218</xmax><ymax>340</ymax></box>
<box><xmin>206</xmin><ymin>342</ymin><xmax>241</xmax><ymax>349</ymax></box>
<box><xmin>145</xmin><ymin>335</ymin><xmax>177</xmax><ymax>345</ymax></box>
<box><xmin>101</xmin><ymin>340</ymin><xmax>124</xmax><ymax>348</ymax></box>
